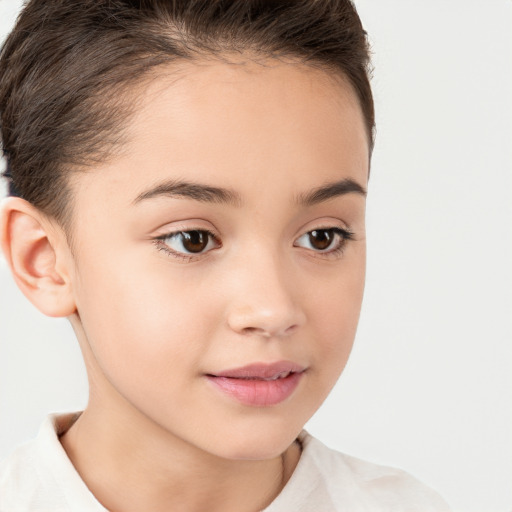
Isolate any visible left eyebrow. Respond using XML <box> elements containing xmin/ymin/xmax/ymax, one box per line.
<box><xmin>295</xmin><ymin>178</ymin><xmax>367</xmax><ymax>206</ymax></box>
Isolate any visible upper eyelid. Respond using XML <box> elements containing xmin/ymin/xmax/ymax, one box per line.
<box><xmin>156</xmin><ymin>223</ymin><xmax>353</xmax><ymax>239</ymax></box>
<box><xmin>154</xmin><ymin>224</ymin><xmax>219</xmax><ymax>238</ymax></box>
<box><xmin>294</xmin><ymin>216</ymin><xmax>352</xmax><ymax>234</ymax></box>
<box><xmin>157</xmin><ymin>227</ymin><xmax>217</xmax><ymax>237</ymax></box>
<box><xmin>295</xmin><ymin>225</ymin><xmax>354</xmax><ymax>242</ymax></box>
<box><xmin>157</xmin><ymin>226</ymin><xmax>350</xmax><ymax>237</ymax></box>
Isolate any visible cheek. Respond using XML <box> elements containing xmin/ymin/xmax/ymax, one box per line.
<box><xmin>305</xmin><ymin>250</ymin><xmax>365</xmax><ymax>373</ymax></box>
<box><xmin>73</xmin><ymin>250</ymin><xmax>214</xmax><ymax>388</ymax></box>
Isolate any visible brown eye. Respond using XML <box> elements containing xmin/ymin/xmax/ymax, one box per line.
<box><xmin>181</xmin><ymin>230</ymin><xmax>209</xmax><ymax>253</ymax></box>
<box><xmin>308</xmin><ymin>229</ymin><xmax>335</xmax><ymax>251</ymax></box>
<box><xmin>158</xmin><ymin>229</ymin><xmax>219</xmax><ymax>257</ymax></box>
<box><xmin>294</xmin><ymin>227</ymin><xmax>353</xmax><ymax>255</ymax></box>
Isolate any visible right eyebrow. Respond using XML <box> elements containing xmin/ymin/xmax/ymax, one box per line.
<box><xmin>132</xmin><ymin>179</ymin><xmax>242</xmax><ymax>207</ymax></box>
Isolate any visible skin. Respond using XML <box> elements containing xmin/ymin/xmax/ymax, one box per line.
<box><xmin>1</xmin><ymin>57</ymin><xmax>369</xmax><ymax>511</ymax></box>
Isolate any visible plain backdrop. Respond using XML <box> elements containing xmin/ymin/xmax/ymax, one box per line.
<box><xmin>0</xmin><ymin>1</ymin><xmax>511</xmax><ymax>511</ymax></box>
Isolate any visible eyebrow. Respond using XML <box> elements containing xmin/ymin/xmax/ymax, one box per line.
<box><xmin>132</xmin><ymin>177</ymin><xmax>366</xmax><ymax>207</ymax></box>
<box><xmin>133</xmin><ymin>179</ymin><xmax>242</xmax><ymax>206</ymax></box>
<box><xmin>295</xmin><ymin>178</ymin><xmax>367</xmax><ymax>206</ymax></box>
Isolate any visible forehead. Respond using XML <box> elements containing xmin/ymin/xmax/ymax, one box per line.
<box><xmin>72</xmin><ymin>58</ymin><xmax>369</xmax><ymax>212</ymax></box>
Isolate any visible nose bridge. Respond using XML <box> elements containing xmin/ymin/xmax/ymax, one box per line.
<box><xmin>226</xmin><ymin>241</ymin><xmax>305</xmax><ymax>338</ymax></box>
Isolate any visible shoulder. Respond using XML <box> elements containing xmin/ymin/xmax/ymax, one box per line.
<box><xmin>0</xmin><ymin>413</ymin><xmax>105</xmax><ymax>512</ymax></box>
<box><xmin>277</xmin><ymin>431</ymin><xmax>451</xmax><ymax>512</ymax></box>
<box><xmin>0</xmin><ymin>437</ymin><xmax>51</xmax><ymax>511</ymax></box>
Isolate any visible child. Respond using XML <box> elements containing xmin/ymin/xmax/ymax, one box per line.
<box><xmin>0</xmin><ymin>1</ymin><xmax>450</xmax><ymax>510</ymax></box>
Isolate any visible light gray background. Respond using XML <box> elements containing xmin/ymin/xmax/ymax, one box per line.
<box><xmin>1</xmin><ymin>1</ymin><xmax>511</xmax><ymax>511</ymax></box>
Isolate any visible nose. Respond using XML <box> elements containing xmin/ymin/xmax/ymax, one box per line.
<box><xmin>225</xmin><ymin>251</ymin><xmax>306</xmax><ymax>339</ymax></box>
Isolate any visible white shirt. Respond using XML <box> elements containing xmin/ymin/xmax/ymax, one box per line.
<box><xmin>0</xmin><ymin>412</ymin><xmax>450</xmax><ymax>512</ymax></box>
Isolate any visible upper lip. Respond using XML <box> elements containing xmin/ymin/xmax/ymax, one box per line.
<box><xmin>209</xmin><ymin>361</ymin><xmax>306</xmax><ymax>380</ymax></box>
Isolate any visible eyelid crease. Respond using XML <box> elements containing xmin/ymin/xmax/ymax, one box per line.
<box><xmin>154</xmin><ymin>227</ymin><xmax>218</xmax><ymax>239</ymax></box>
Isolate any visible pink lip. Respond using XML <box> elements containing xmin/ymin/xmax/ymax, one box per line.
<box><xmin>206</xmin><ymin>361</ymin><xmax>306</xmax><ymax>407</ymax></box>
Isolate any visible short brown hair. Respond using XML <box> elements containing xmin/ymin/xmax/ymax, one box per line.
<box><xmin>0</xmin><ymin>0</ymin><xmax>374</xmax><ymax>229</ymax></box>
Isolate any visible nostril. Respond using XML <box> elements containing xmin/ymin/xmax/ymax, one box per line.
<box><xmin>227</xmin><ymin>302</ymin><xmax>306</xmax><ymax>338</ymax></box>
<box><xmin>242</xmin><ymin>326</ymin><xmax>270</xmax><ymax>337</ymax></box>
<box><xmin>240</xmin><ymin>324</ymin><xmax>299</xmax><ymax>338</ymax></box>
<box><xmin>284</xmin><ymin>324</ymin><xmax>299</xmax><ymax>336</ymax></box>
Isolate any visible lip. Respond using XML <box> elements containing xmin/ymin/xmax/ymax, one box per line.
<box><xmin>206</xmin><ymin>361</ymin><xmax>306</xmax><ymax>407</ymax></box>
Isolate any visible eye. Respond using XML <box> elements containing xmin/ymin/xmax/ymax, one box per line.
<box><xmin>294</xmin><ymin>227</ymin><xmax>353</xmax><ymax>254</ymax></box>
<box><xmin>155</xmin><ymin>229</ymin><xmax>220</xmax><ymax>257</ymax></box>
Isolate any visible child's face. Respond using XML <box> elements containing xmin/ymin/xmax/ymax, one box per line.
<box><xmin>66</xmin><ymin>59</ymin><xmax>368</xmax><ymax>459</ymax></box>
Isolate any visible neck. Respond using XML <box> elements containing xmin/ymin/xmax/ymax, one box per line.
<box><xmin>59</xmin><ymin>401</ymin><xmax>301</xmax><ymax>512</ymax></box>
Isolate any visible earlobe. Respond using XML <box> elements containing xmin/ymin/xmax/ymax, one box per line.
<box><xmin>0</xmin><ymin>197</ymin><xmax>76</xmax><ymax>317</ymax></box>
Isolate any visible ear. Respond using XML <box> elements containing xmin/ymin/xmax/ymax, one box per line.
<box><xmin>0</xmin><ymin>197</ymin><xmax>76</xmax><ymax>317</ymax></box>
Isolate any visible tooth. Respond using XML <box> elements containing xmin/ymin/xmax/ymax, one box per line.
<box><xmin>266</xmin><ymin>371</ymin><xmax>291</xmax><ymax>381</ymax></box>
<box><xmin>235</xmin><ymin>371</ymin><xmax>294</xmax><ymax>381</ymax></box>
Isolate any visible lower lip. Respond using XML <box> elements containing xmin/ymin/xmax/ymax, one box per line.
<box><xmin>206</xmin><ymin>372</ymin><xmax>303</xmax><ymax>407</ymax></box>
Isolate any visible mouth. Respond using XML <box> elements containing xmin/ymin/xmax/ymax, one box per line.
<box><xmin>206</xmin><ymin>361</ymin><xmax>306</xmax><ymax>407</ymax></box>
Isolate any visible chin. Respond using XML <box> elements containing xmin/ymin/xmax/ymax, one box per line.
<box><xmin>201</xmin><ymin>415</ymin><xmax>305</xmax><ymax>461</ymax></box>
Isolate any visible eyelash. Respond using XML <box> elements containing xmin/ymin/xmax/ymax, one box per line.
<box><xmin>153</xmin><ymin>229</ymin><xmax>221</xmax><ymax>262</ymax></box>
<box><xmin>295</xmin><ymin>227</ymin><xmax>354</xmax><ymax>258</ymax></box>
<box><xmin>153</xmin><ymin>226</ymin><xmax>354</xmax><ymax>262</ymax></box>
